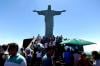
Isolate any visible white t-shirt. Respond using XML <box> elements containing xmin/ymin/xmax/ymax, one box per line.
<box><xmin>52</xmin><ymin>41</ymin><xmax>56</xmax><ymax>46</ymax></box>
<box><xmin>4</xmin><ymin>54</ymin><xmax>27</xmax><ymax>66</ymax></box>
<box><xmin>49</xmin><ymin>42</ymin><xmax>52</xmax><ymax>47</ymax></box>
<box><xmin>44</xmin><ymin>43</ymin><xmax>48</xmax><ymax>48</ymax></box>
<box><xmin>73</xmin><ymin>53</ymin><xmax>80</xmax><ymax>63</ymax></box>
<box><xmin>36</xmin><ymin>51</ymin><xmax>42</xmax><ymax>58</ymax></box>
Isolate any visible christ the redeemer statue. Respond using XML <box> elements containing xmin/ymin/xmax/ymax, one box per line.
<box><xmin>33</xmin><ymin>5</ymin><xmax>65</xmax><ymax>37</ymax></box>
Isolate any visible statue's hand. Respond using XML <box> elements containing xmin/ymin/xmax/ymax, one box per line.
<box><xmin>33</xmin><ymin>10</ymin><xmax>37</xmax><ymax>12</ymax></box>
<box><xmin>62</xmin><ymin>10</ymin><xmax>66</xmax><ymax>12</ymax></box>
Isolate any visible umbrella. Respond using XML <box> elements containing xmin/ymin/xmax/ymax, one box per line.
<box><xmin>60</xmin><ymin>39</ymin><xmax>96</xmax><ymax>46</ymax></box>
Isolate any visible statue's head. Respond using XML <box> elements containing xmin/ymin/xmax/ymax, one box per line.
<box><xmin>48</xmin><ymin>5</ymin><xmax>51</xmax><ymax>10</ymax></box>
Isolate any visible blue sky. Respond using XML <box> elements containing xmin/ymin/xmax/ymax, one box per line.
<box><xmin>0</xmin><ymin>0</ymin><xmax>100</xmax><ymax>52</ymax></box>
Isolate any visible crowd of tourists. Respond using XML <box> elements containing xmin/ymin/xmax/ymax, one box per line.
<box><xmin>0</xmin><ymin>35</ymin><xmax>100</xmax><ymax>66</ymax></box>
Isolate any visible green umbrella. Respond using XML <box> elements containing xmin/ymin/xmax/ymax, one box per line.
<box><xmin>60</xmin><ymin>39</ymin><xmax>96</xmax><ymax>46</ymax></box>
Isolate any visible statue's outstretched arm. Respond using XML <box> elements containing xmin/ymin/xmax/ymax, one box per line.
<box><xmin>33</xmin><ymin>10</ymin><xmax>45</xmax><ymax>15</ymax></box>
<box><xmin>60</xmin><ymin>10</ymin><xmax>66</xmax><ymax>12</ymax></box>
<box><xmin>33</xmin><ymin>10</ymin><xmax>39</xmax><ymax>12</ymax></box>
<box><xmin>53</xmin><ymin>10</ymin><xmax>66</xmax><ymax>15</ymax></box>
